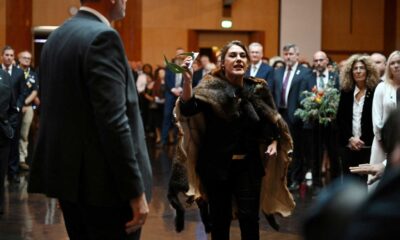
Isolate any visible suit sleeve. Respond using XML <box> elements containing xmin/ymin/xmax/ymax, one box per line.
<box><xmin>337</xmin><ymin>91</ymin><xmax>352</xmax><ymax>146</ymax></box>
<box><xmin>84</xmin><ymin>30</ymin><xmax>144</xmax><ymax>201</ymax></box>
<box><xmin>372</xmin><ymin>83</ymin><xmax>385</xmax><ymax>140</ymax></box>
<box><xmin>16</xmin><ymin>74</ymin><xmax>28</xmax><ymax>109</ymax></box>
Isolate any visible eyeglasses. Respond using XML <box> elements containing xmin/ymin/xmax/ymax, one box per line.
<box><xmin>21</xmin><ymin>56</ymin><xmax>31</xmax><ymax>60</ymax></box>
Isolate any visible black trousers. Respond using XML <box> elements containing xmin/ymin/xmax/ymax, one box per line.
<box><xmin>8</xmin><ymin>114</ymin><xmax>22</xmax><ymax>178</ymax></box>
<box><xmin>0</xmin><ymin>136</ymin><xmax>11</xmax><ymax>211</ymax></box>
<box><xmin>204</xmin><ymin>160</ymin><xmax>262</xmax><ymax>240</ymax></box>
<box><xmin>59</xmin><ymin>200</ymin><xmax>142</xmax><ymax>240</ymax></box>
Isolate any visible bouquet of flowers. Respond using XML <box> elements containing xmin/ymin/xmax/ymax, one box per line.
<box><xmin>294</xmin><ymin>85</ymin><xmax>340</xmax><ymax>126</ymax></box>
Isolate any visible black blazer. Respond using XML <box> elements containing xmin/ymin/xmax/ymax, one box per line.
<box><xmin>0</xmin><ymin>69</ymin><xmax>17</xmax><ymax>139</ymax></box>
<box><xmin>270</xmin><ymin>64</ymin><xmax>312</xmax><ymax>126</ymax></box>
<box><xmin>192</xmin><ymin>68</ymin><xmax>204</xmax><ymax>87</ymax></box>
<box><xmin>303</xmin><ymin>71</ymin><xmax>340</xmax><ymax>91</ymax></box>
<box><xmin>8</xmin><ymin>66</ymin><xmax>26</xmax><ymax>111</ymax></box>
<box><xmin>28</xmin><ymin>11</ymin><xmax>152</xmax><ymax>206</ymax></box>
<box><xmin>336</xmin><ymin>87</ymin><xmax>375</xmax><ymax>147</ymax></box>
<box><xmin>244</xmin><ymin>62</ymin><xmax>273</xmax><ymax>83</ymax></box>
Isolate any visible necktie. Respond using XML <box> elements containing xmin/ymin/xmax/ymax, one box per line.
<box><xmin>280</xmin><ymin>67</ymin><xmax>292</xmax><ymax>107</ymax></box>
<box><xmin>251</xmin><ymin>65</ymin><xmax>257</xmax><ymax>77</ymax></box>
<box><xmin>319</xmin><ymin>74</ymin><xmax>325</xmax><ymax>89</ymax></box>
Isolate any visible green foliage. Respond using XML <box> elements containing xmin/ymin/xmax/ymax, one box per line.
<box><xmin>163</xmin><ymin>52</ymin><xmax>196</xmax><ymax>74</ymax></box>
<box><xmin>294</xmin><ymin>86</ymin><xmax>340</xmax><ymax>126</ymax></box>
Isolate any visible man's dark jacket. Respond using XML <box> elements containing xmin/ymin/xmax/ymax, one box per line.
<box><xmin>28</xmin><ymin>11</ymin><xmax>152</xmax><ymax>206</ymax></box>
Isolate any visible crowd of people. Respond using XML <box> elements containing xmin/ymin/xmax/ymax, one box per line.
<box><xmin>0</xmin><ymin>1</ymin><xmax>399</xmax><ymax>239</ymax></box>
<box><xmin>0</xmin><ymin>46</ymin><xmax>38</xmax><ymax>214</ymax></box>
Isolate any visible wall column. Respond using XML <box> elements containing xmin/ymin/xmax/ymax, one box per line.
<box><xmin>280</xmin><ymin>0</ymin><xmax>322</xmax><ymax>62</ymax></box>
<box><xmin>114</xmin><ymin>0</ymin><xmax>142</xmax><ymax>61</ymax></box>
<box><xmin>5</xmin><ymin>0</ymin><xmax>33</xmax><ymax>53</ymax></box>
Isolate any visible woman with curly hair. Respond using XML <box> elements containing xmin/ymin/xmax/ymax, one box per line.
<box><xmin>336</xmin><ymin>54</ymin><xmax>380</xmax><ymax>188</ymax></box>
<box><xmin>369</xmin><ymin>50</ymin><xmax>400</xmax><ymax>189</ymax></box>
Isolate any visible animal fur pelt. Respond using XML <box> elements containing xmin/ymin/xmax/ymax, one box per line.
<box><xmin>168</xmin><ymin>70</ymin><xmax>296</xmax><ymax>232</ymax></box>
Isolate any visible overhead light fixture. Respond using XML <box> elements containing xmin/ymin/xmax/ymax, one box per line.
<box><xmin>221</xmin><ymin>20</ymin><xmax>233</xmax><ymax>29</ymax></box>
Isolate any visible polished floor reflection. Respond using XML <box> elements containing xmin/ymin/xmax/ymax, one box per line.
<box><xmin>0</xmin><ymin>141</ymin><xmax>317</xmax><ymax>240</ymax></box>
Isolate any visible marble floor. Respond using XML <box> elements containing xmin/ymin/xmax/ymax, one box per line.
<box><xmin>0</xmin><ymin>141</ymin><xmax>318</xmax><ymax>240</ymax></box>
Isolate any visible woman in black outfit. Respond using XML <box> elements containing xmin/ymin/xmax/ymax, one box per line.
<box><xmin>336</xmin><ymin>54</ymin><xmax>380</xmax><ymax>187</ymax></box>
<box><xmin>176</xmin><ymin>41</ymin><xmax>294</xmax><ymax>240</ymax></box>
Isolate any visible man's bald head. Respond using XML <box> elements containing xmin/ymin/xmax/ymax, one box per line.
<box><xmin>371</xmin><ymin>53</ymin><xmax>386</xmax><ymax>77</ymax></box>
<box><xmin>313</xmin><ymin>51</ymin><xmax>329</xmax><ymax>73</ymax></box>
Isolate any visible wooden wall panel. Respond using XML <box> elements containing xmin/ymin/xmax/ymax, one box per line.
<box><xmin>114</xmin><ymin>0</ymin><xmax>142</xmax><ymax>61</ymax></box>
<box><xmin>5</xmin><ymin>0</ymin><xmax>32</xmax><ymax>53</ymax></box>
<box><xmin>322</xmin><ymin>0</ymin><xmax>385</xmax><ymax>61</ymax></box>
<box><xmin>397</xmin><ymin>0</ymin><xmax>400</xmax><ymax>49</ymax></box>
<box><xmin>198</xmin><ymin>31</ymin><xmax>250</xmax><ymax>48</ymax></box>
<box><xmin>142</xmin><ymin>0</ymin><xmax>279</xmax><ymax>66</ymax></box>
<box><xmin>0</xmin><ymin>0</ymin><xmax>5</xmax><ymax>49</ymax></box>
<box><xmin>32</xmin><ymin>0</ymin><xmax>79</xmax><ymax>26</ymax></box>
<box><xmin>384</xmin><ymin>0</ymin><xmax>397</xmax><ymax>56</ymax></box>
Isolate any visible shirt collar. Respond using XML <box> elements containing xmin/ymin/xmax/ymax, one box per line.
<box><xmin>2</xmin><ymin>64</ymin><xmax>12</xmax><ymax>71</ymax></box>
<box><xmin>354</xmin><ymin>85</ymin><xmax>361</xmax><ymax>97</ymax></box>
<box><xmin>80</xmin><ymin>6</ymin><xmax>111</xmax><ymax>27</ymax></box>
<box><xmin>253</xmin><ymin>60</ymin><xmax>262</xmax><ymax>69</ymax></box>
<box><xmin>287</xmin><ymin>62</ymin><xmax>298</xmax><ymax>72</ymax></box>
<box><xmin>322</xmin><ymin>69</ymin><xmax>329</xmax><ymax>78</ymax></box>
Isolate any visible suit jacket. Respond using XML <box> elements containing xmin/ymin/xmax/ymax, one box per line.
<box><xmin>0</xmin><ymin>69</ymin><xmax>17</xmax><ymax>139</ymax></box>
<box><xmin>244</xmin><ymin>62</ymin><xmax>273</xmax><ymax>83</ymax></box>
<box><xmin>164</xmin><ymin>68</ymin><xmax>182</xmax><ymax>114</ymax></box>
<box><xmin>303</xmin><ymin>71</ymin><xmax>340</xmax><ymax>91</ymax></box>
<box><xmin>28</xmin><ymin>11</ymin><xmax>152</xmax><ymax>207</ymax></box>
<box><xmin>270</xmin><ymin>64</ymin><xmax>312</xmax><ymax>126</ymax></box>
<box><xmin>336</xmin><ymin>87</ymin><xmax>375</xmax><ymax>147</ymax></box>
<box><xmin>7</xmin><ymin>66</ymin><xmax>26</xmax><ymax>112</ymax></box>
<box><xmin>192</xmin><ymin>68</ymin><xmax>204</xmax><ymax>87</ymax></box>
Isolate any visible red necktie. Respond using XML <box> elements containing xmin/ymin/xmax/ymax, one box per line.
<box><xmin>280</xmin><ymin>67</ymin><xmax>292</xmax><ymax>107</ymax></box>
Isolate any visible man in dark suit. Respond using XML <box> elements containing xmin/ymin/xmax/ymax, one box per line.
<box><xmin>28</xmin><ymin>1</ymin><xmax>152</xmax><ymax>239</ymax></box>
<box><xmin>245</xmin><ymin>42</ymin><xmax>273</xmax><ymax>84</ymax></box>
<box><xmin>303</xmin><ymin>51</ymin><xmax>340</xmax><ymax>193</ymax></box>
<box><xmin>1</xmin><ymin>45</ymin><xmax>26</xmax><ymax>184</ymax></box>
<box><xmin>192</xmin><ymin>55</ymin><xmax>211</xmax><ymax>87</ymax></box>
<box><xmin>270</xmin><ymin>43</ymin><xmax>312</xmax><ymax>189</ymax></box>
<box><xmin>161</xmin><ymin>48</ymin><xmax>185</xmax><ymax>146</ymax></box>
<box><xmin>0</xmin><ymin>69</ymin><xmax>18</xmax><ymax>214</ymax></box>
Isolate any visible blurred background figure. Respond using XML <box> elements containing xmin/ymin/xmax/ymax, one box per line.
<box><xmin>143</xmin><ymin>67</ymin><xmax>166</xmax><ymax>146</ymax></box>
<box><xmin>370</xmin><ymin>52</ymin><xmax>386</xmax><ymax>81</ymax></box>
<box><xmin>161</xmin><ymin>48</ymin><xmax>185</xmax><ymax>146</ymax></box>
<box><xmin>304</xmin><ymin>107</ymin><xmax>400</xmax><ymax>240</ymax></box>
<box><xmin>192</xmin><ymin>55</ymin><xmax>211</xmax><ymax>87</ymax></box>
<box><xmin>17</xmin><ymin>50</ymin><xmax>38</xmax><ymax>172</ymax></box>
<box><xmin>245</xmin><ymin>42</ymin><xmax>273</xmax><ymax>83</ymax></box>
<box><xmin>369</xmin><ymin>50</ymin><xmax>400</xmax><ymax>190</ymax></box>
<box><xmin>0</xmin><ymin>68</ymin><xmax>18</xmax><ymax>214</ymax></box>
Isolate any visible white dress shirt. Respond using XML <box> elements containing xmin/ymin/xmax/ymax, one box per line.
<box><xmin>372</xmin><ymin>82</ymin><xmax>397</xmax><ymax>140</ymax></box>
<box><xmin>352</xmin><ymin>86</ymin><xmax>365</xmax><ymax>138</ymax></box>
<box><xmin>80</xmin><ymin>6</ymin><xmax>110</xmax><ymax>27</ymax></box>
<box><xmin>250</xmin><ymin>60</ymin><xmax>262</xmax><ymax>77</ymax></box>
<box><xmin>283</xmin><ymin>62</ymin><xmax>298</xmax><ymax>105</ymax></box>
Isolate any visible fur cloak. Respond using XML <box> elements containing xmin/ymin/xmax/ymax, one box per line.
<box><xmin>171</xmin><ymin>71</ymin><xmax>296</xmax><ymax>217</ymax></box>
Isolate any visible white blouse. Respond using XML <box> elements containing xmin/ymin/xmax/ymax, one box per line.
<box><xmin>352</xmin><ymin>86</ymin><xmax>365</xmax><ymax>138</ymax></box>
<box><xmin>372</xmin><ymin>81</ymin><xmax>397</xmax><ymax>140</ymax></box>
